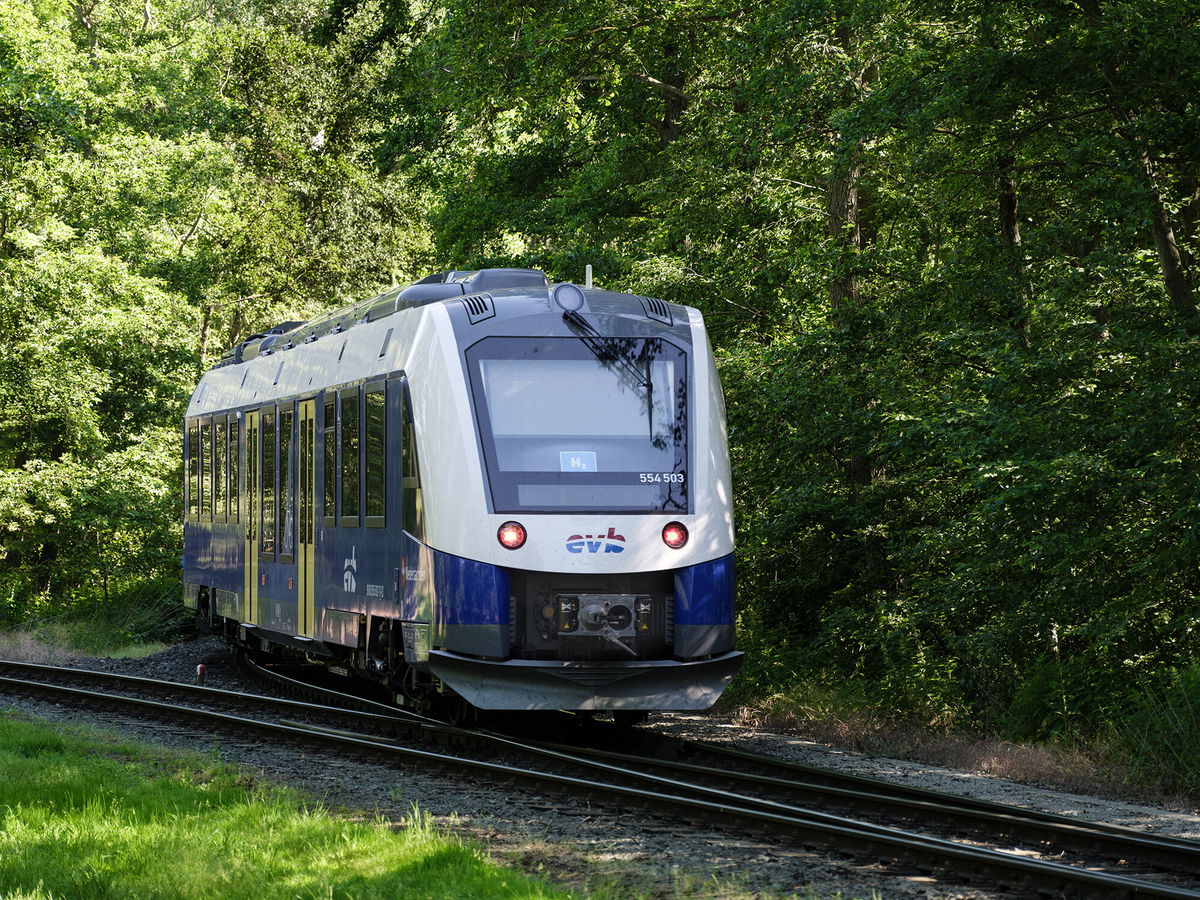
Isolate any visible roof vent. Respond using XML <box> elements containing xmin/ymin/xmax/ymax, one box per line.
<box><xmin>463</xmin><ymin>268</ymin><xmax>548</xmax><ymax>292</ymax></box>
<box><xmin>460</xmin><ymin>293</ymin><xmax>496</xmax><ymax>324</ymax></box>
<box><xmin>399</xmin><ymin>268</ymin><xmax>549</xmax><ymax>304</ymax></box>
<box><xmin>640</xmin><ymin>295</ymin><xmax>673</xmax><ymax>325</ymax></box>
<box><xmin>398</xmin><ymin>282</ymin><xmax>465</xmax><ymax>302</ymax></box>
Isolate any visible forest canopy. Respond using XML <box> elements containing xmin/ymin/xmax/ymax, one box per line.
<box><xmin>1</xmin><ymin>0</ymin><xmax>1198</xmax><ymax>764</ymax></box>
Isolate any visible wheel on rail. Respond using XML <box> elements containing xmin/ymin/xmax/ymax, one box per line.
<box><xmin>433</xmin><ymin>694</ymin><xmax>478</xmax><ymax>728</ymax></box>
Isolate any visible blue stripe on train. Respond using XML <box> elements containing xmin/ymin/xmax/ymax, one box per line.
<box><xmin>673</xmin><ymin>553</ymin><xmax>735</xmax><ymax>626</ymax></box>
<box><xmin>428</xmin><ymin>546</ymin><xmax>734</xmax><ymax>628</ymax></box>
<box><xmin>432</xmin><ymin>548</ymin><xmax>509</xmax><ymax>626</ymax></box>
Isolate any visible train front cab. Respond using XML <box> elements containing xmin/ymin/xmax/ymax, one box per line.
<box><xmin>417</xmin><ymin>307</ymin><xmax>743</xmax><ymax>710</ymax></box>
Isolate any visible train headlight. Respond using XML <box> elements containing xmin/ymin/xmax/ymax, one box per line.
<box><xmin>662</xmin><ymin>521</ymin><xmax>688</xmax><ymax>549</ymax></box>
<box><xmin>552</xmin><ymin>282</ymin><xmax>586</xmax><ymax>312</ymax></box>
<box><xmin>497</xmin><ymin>521</ymin><xmax>527</xmax><ymax>549</ymax></box>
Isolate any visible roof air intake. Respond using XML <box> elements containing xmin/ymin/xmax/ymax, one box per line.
<box><xmin>640</xmin><ymin>295</ymin><xmax>673</xmax><ymax>325</ymax></box>
<box><xmin>461</xmin><ymin>293</ymin><xmax>496</xmax><ymax>324</ymax></box>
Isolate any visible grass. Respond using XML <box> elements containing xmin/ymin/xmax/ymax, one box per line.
<box><xmin>0</xmin><ymin>574</ymin><xmax>193</xmax><ymax>661</ymax></box>
<box><xmin>0</xmin><ymin>577</ymin><xmax>195</xmax><ymax>663</ymax></box>
<box><xmin>0</xmin><ymin>712</ymin><xmax>570</xmax><ymax>900</ymax></box>
<box><xmin>1109</xmin><ymin>666</ymin><xmax>1200</xmax><ymax>798</ymax></box>
<box><xmin>0</xmin><ymin>627</ymin><xmax>170</xmax><ymax>665</ymax></box>
<box><xmin>0</xmin><ymin>712</ymin><xmax>844</xmax><ymax>900</ymax></box>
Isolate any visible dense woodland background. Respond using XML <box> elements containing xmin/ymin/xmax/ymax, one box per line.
<box><xmin>2</xmin><ymin>0</ymin><xmax>1198</xmax><ymax>783</ymax></box>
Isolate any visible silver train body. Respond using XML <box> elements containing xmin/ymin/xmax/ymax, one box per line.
<box><xmin>182</xmin><ymin>268</ymin><xmax>742</xmax><ymax>711</ymax></box>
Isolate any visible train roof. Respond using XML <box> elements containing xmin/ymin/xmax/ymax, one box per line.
<box><xmin>212</xmin><ymin>268</ymin><xmax>551</xmax><ymax>371</ymax></box>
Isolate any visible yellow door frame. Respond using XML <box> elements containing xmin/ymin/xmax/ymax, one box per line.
<box><xmin>244</xmin><ymin>409</ymin><xmax>259</xmax><ymax>624</ymax></box>
<box><xmin>298</xmin><ymin>399</ymin><xmax>316</xmax><ymax>637</ymax></box>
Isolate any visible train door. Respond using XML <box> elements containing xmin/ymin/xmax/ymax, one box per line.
<box><xmin>244</xmin><ymin>409</ymin><xmax>259</xmax><ymax>623</ymax></box>
<box><xmin>298</xmin><ymin>399</ymin><xmax>316</xmax><ymax>637</ymax></box>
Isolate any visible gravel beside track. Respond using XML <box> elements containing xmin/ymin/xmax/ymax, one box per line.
<box><xmin>5</xmin><ymin>636</ymin><xmax>1200</xmax><ymax>899</ymax></box>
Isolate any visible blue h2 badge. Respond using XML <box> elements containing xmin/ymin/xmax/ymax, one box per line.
<box><xmin>560</xmin><ymin>451</ymin><xmax>597</xmax><ymax>472</ymax></box>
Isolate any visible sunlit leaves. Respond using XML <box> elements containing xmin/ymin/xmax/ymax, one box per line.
<box><xmin>0</xmin><ymin>0</ymin><xmax>430</xmax><ymax>607</ymax></box>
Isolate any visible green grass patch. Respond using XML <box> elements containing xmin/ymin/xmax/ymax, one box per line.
<box><xmin>0</xmin><ymin>712</ymin><xmax>569</xmax><ymax>899</ymax></box>
<box><xmin>0</xmin><ymin>624</ymin><xmax>170</xmax><ymax>661</ymax></box>
<box><xmin>0</xmin><ymin>579</ymin><xmax>193</xmax><ymax>660</ymax></box>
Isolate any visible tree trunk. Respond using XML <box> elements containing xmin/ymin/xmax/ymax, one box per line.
<box><xmin>997</xmin><ymin>152</ymin><xmax>1031</xmax><ymax>347</ymax></box>
<box><xmin>198</xmin><ymin>302</ymin><xmax>212</xmax><ymax>366</ymax></box>
<box><xmin>826</xmin><ymin>27</ymin><xmax>878</xmax><ymax>495</ymax></box>
<box><xmin>1140</xmin><ymin>154</ymin><xmax>1198</xmax><ymax>327</ymax></box>
<box><xmin>74</xmin><ymin>0</ymin><xmax>98</xmax><ymax>52</ymax></box>
<box><xmin>1097</xmin><ymin>51</ymin><xmax>1198</xmax><ymax>329</ymax></box>
<box><xmin>828</xmin><ymin>150</ymin><xmax>862</xmax><ymax>318</ymax></box>
<box><xmin>228</xmin><ymin>306</ymin><xmax>244</xmax><ymax>350</ymax></box>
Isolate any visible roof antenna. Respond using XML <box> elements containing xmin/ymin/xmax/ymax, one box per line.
<box><xmin>585</xmin><ymin>264</ymin><xmax>593</xmax><ymax>288</ymax></box>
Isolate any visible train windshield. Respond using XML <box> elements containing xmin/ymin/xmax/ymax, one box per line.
<box><xmin>465</xmin><ymin>336</ymin><xmax>689</xmax><ymax>513</ymax></box>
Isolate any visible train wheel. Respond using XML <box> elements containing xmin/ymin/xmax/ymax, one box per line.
<box><xmin>434</xmin><ymin>694</ymin><xmax>478</xmax><ymax>728</ymax></box>
<box><xmin>194</xmin><ymin>593</ymin><xmax>212</xmax><ymax>634</ymax></box>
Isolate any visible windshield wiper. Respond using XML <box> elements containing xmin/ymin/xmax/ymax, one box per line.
<box><xmin>563</xmin><ymin>309</ymin><xmax>657</xmax><ymax>438</ymax></box>
<box><xmin>562</xmin><ymin>309</ymin><xmax>651</xmax><ymax>389</ymax></box>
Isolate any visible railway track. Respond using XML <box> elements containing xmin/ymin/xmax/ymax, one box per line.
<box><xmin>2</xmin><ymin>657</ymin><xmax>1199</xmax><ymax>898</ymax></box>
<box><xmin>534</xmin><ymin>723</ymin><xmax>1200</xmax><ymax>875</ymax></box>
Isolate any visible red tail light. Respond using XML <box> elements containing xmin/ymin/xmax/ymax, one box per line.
<box><xmin>497</xmin><ymin>521</ymin><xmax>527</xmax><ymax>549</ymax></box>
<box><xmin>662</xmin><ymin>522</ymin><xmax>688</xmax><ymax>549</ymax></box>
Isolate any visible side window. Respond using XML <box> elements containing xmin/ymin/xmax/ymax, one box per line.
<box><xmin>215</xmin><ymin>415</ymin><xmax>227</xmax><ymax>522</ymax></box>
<box><xmin>401</xmin><ymin>381</ymin><xmax>425</xmax><ymax>541</ymax></box>
<box><xmin>229</xmin><ymin>416</ymin><xmax>240</xmax><ymax>524</ymax></box>
<box><xmin>364</xmin><ymin>385</ymin><xmax>386</xmax><ymax>527</ymax></box>
<box><xmin>340</xmin><ymin>388</ymin><xmax>360</xmax><ymax>526</ymax></box>
<box><xmin>262</xmin><ymin>408</ymin><xmax>276</xmax><ymax>556</ymax></box>
<box><xmin>187</xmin><ymin>422</ymin><xmax>199</xmax><ymax>520</ymax></box>
<box><xmin>279</xmin><ymin>404</ymin><xmax>295</xmax><ymax>560</ymax></box>
<box><xmin>200</xmin><ymin>419</ymin><xmax>212</xmax><ymax>520</ymax></box>
<box><xmin>323</xmin><ymin>397</ymin><xmax>336</xmax><ymax>527</ymax></box>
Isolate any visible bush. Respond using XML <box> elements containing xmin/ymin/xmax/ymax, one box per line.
<box><xmin>0</xmin><ymin>570</ymin><xmax>191</xmax><ymax>658</ymax></box>
<box><xmin>1111</xmin><ymin>666</ymin><xmax>1200</xmax><ymax>796</ymax></box>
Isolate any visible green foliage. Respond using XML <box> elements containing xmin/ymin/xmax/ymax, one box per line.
<box><xmin>2</xmin><ymin>573</ymin><xmax>194</xmax><ymax>656</ymax></box>
<box><xmin>0</xmin><ymin>0</ymin><xmax>429</xmax><ymax>614</ymax></box>
<box><xmin>1</xmin><ymin>0</ymin><xmax>1199</xmax><ymax>782</ymax></box>
<box><xmin>1112</xmin><ymin>666</ymin><xmax>1200</xmax><ymax>795</ymax></box>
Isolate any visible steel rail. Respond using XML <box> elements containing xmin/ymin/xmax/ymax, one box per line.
<box><xmin>241</xmin><ymin>658</ymin><xmax>1200</xmax><ymax>876</ymax></box>
<box><xmin>2</xmin><ymin>671</ymin><xmax>1198</xmax><ymax>898</ymax></box>
<box><xmin>615</xmin><ymin>728</ymin><xmax>1200</xmax><ymax>852</ymax></box>
<box><xmin>523</xmin><ymin>736</ymin><xmax>1200</xmax><ymax>873</ymax></box>
<box><xmin>0</xmin><ymin>657</ymin><xmax>422</xmax><ymax>729</ymax></box>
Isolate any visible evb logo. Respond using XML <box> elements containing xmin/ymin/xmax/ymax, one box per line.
<box><xmin>566</xmin><ymin>527</ymin><xmax>626</xmax><ymax>554</ymax></box>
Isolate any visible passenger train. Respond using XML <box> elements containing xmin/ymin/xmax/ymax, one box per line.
<box><xmin>182</xmin><ymin>268</ymin><xmax>742</xmax><ymax>715</ymax></box>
